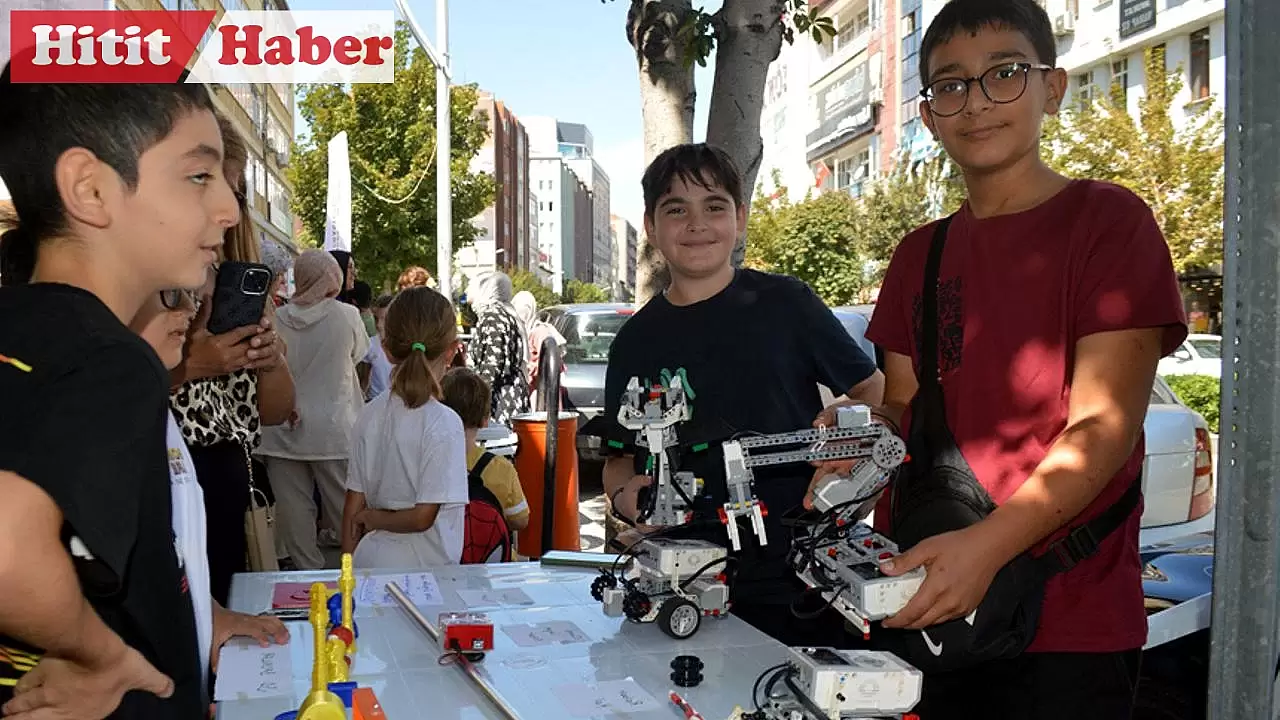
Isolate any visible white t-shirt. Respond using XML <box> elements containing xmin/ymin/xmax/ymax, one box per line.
<box><xmin>347</xmin><ymin>393</ymin><xmax>468</xmax><ymax>568</ymax></box>
<box><xmin>166</xmin><ymin>412</ymin><xmax>214</xmax><ymax>684</ymax></box>
<box><xmin>363</xmin><ymin>335</ymin><xmax>393</xmax><ymax>400</ymax></box>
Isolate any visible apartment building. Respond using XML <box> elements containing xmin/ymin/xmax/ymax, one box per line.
<box><xmin>759</xmin><ymin>0</ymin><xmax>900</xmax><ymax>201</ymax></box>
<box><xmin>525</xmin><ymin>118</ymin><xmax>612</xmax><ymax>287</ymax></box>
<box><xmin>456</xmin><ymin>91</ymin><xmax>532</xmax><ymax>284</ymax></box>
<box><xmin>530</xmin><ymin>156</ymin><xmax>591</xmax><ymax>294</ymax></box>
<box><xmin>610</xmin><ymin>215</ymin><xmax>638</xmax><ymax>300</ymax></box>
<box><xmin>1050</xmin><ymin>0</ymin><xmax>1224</xmax><ymax>127</ymax></box>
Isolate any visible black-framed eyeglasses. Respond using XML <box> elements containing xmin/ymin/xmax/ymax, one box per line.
<box><xmin>159</xmin><ymin>289</ymin><xmax>199</xmax><ymax>310</ymax></box>
<box><xmin>920</xmin><ymin>62</ymin><xmax>1054</xmax><ymax>117</ymax></box>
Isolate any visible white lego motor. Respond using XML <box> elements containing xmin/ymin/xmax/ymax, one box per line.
<box><xmin>768</xmin><ymin>646</ymin><xmax>922</xmax><ymax>719</ymax></box>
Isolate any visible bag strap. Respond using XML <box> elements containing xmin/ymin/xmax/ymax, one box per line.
<box><xmin>920</xmin><ymin>216</ymin><xmax>954</xmax><ymax>391</ymax></box>
<box><xmin>1038</xmin><ymin>473</ymin><xmax>1143</xmax><ymax>574</ymax></box>
<box><xmin>469</xmin><ymin>451</ymin><xmax>497</xmax><ymax>487</ymax></box>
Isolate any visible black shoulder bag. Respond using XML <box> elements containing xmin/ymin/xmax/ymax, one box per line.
<box><xmin>876</xmin><ymin>215</ymin><xmax>1142</xmax><ymax>673</ymax></box>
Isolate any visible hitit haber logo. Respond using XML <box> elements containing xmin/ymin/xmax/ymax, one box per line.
<box><xmin>6</xmin><ymin>9</ymin><xmax>395</xmax><ymax>84</ymax></box>
<box><xmin>191</xmin><ymin>11</ymin><xmax>395</xmax><ymax>84</ymax></box>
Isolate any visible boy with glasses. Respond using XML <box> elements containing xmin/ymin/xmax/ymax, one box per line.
<box><xmin>817</xmin><ymin>0</ymin><xmax>1187</xmax><ymax>717</ymax></box>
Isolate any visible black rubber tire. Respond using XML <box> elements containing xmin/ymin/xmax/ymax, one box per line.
<box><xmin>657</xmin><ymin>598</ymin><xmax>702</xmax><ymax>640</ymax></box>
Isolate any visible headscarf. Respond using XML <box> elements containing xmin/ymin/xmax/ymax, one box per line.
<box><xmin>512</xmin><ymin>290</ymin><xmax>537</xmax><ymax>329</ymax></box>
<box><xmin>291</xmin><ymin>249</ymin><xmax>343</xmax><ymax>307</ymax></box>
<box><xmin>329</xmin><ymin>250</ymin><xmax>353</xmax><ymax>302</ymax></box>
<box><xmin>467</xmin><ymin>271</ymin><xmax>514</xmax><ymax>313</ymax></box>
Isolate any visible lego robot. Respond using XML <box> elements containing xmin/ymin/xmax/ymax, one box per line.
<box><xmin>591</xmin><ymin>537</ymin><xmax>731</xmax><ymax>640</ymax></box>
<box><xmin>617</xmin><ymin>376</ymin><xmax>703</xmax><ymax>528</ymax></box>
<box><xmin>745</xmin><ymin>646</ymin><xmax>923</xmax><ymax>720</ymax></box>
<box><xmin>720</xmin><ymin>404</ymin><xmax>907</xmax><ymax>551</ymax></box>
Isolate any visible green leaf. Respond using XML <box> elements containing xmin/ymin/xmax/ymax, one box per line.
<box><xmin>1041</xmin><ymin>47</ymin><xmax>1223</xmax><ymax>273</ymax></box>
<box><xmin>289</xmin><ymin>21</ymin><xmax>496</xmax><ymax>291</ymax></box>
<box><xmin>811</xmin><ymin>27</ymin><xmax>823</xmax><ymax>43</ymax></box>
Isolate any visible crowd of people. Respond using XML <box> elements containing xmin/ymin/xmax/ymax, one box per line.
<box><xmin>0</xmin><ymin>1</ymin><xmax>1192</xmax><ymax>718</ymax></box>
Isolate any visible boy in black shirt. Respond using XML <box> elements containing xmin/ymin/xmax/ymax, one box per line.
<box><xmin>0</xmin><ymin>59</ymin><xmax>239</xmax><ymax>718</ymax></box>
<box><xmin>600</xmin><ymin>144</ymin><xmax>883</xmax><ymax>646</ymax></box>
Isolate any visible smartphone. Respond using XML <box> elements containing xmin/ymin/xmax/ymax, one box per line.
<box><xmin>207</xmin><ymin>261</ymin><xmax>273</xmax><ymax>335</ymax></box>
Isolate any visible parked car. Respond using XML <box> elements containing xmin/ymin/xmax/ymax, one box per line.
<box><xmin>1134</xmin><ymin>530</ymin><xmax>1214</xmax><ymax>719</ymax></box>
<box><xmin>1158</xmin><ymin>333</ymin><xmax>1222</xmax><ymax>378</ymax></box>
<box><xmin>537</xmin><ymin>303</ymin><xmax>636</xmax><ymax>483</ymax></box>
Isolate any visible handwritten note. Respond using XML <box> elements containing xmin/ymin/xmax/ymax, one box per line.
<box><xmin>456</xmin><ymin>588</ymin><xmax>534</xmax><ymax>608</ymax></box>
<box><xmin>213</xmin><ymin>639</ymin><xmax>293</xmax><ymax>701</ymax></box>
<box><xmin>356</xmin><ymin>573</ymin><xmax>443</xmax><ymax>607</ymax></box>
<box><xmin>501</xmin><ymin>620</ymin><xmax>589</xmax><ymax>647</ymax></box>
<box><xmin>553</xmin><ymin>678</ymin><xmax>660</xmax><ymax>717</ymax></box>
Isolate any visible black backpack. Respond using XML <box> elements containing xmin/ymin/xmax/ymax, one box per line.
<box><xmin>876</xmin><ymin>215</ymin><xmax>1142</xmax><ymax>673</ymax></box>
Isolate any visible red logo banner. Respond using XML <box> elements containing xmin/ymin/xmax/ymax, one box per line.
<box><xmin>8</xmin><ymin>10</ymin><xmax>215</xmax><ymax>83</ymax></box>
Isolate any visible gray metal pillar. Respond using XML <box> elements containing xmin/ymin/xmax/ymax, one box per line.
<box><xmin>1207</xmin><ymin>0</ymin><xmax>1280</xmax><ymax>717</ymax></box>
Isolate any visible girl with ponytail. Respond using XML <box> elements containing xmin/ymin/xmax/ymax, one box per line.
<box><xmin>341</xmin><ymin>287</ymin><xmax>470</xmax><ymax>568</ymax></box>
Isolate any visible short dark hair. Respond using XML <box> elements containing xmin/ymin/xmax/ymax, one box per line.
<box><xmin>641</xmin><ymin>143</ymin><xmax>744</xmax><ymax>219</ymax></box>
<box><xmin>0</xmin><ymin>56</ymin><xmax>217</xmax><ymax>284</ymax></box>
<box><xmin>919</xmin><ymin>0</ymin><xmax>1056</xmax><ymax>86</ymax></box>
<box><xmin>373</xmin><ymin>292</ymin><xmax>395</xmax><ymax>310</ymax></box>
<box><xmin>350</xmin><ymin>280</ymin><xmax>374</xmax><ymax>308</ymax></box>
<box><xmin>441</xmin><ymin>367</ymin><xmax>491</xmax><ymax>429</ymax></box>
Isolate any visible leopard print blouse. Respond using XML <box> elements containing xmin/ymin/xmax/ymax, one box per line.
<box><xmin>170</xmin><ymin>369</ymin><xmax>262</xmax><ymax>449</ymax></box>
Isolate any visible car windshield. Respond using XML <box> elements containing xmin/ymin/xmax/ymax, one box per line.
<box><xmin>562</xmin><ymin>312</ymin><xmax>630</xmax><ymax>363</ymax></box>
<box><xmin>1189</xmin><ymin>338</ymin><xmax>1221</xmax><ymax>359</ymax></box>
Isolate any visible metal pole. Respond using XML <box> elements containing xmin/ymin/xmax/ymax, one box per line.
<box><xmin>385</xmin><ymin>582</ymin><xmax>520</xmax><ymax>720</ymax></box>
<box><xmin>1207</xmin><ymin>0</ymin><xmax>1280</xmax><ymax>717</ymax></box>
<box><xmin>390</xmin><ymin>0</ymin><xmax>452</xmax><ymax>299</ymax></box>
<box><xmin>434</xmin><ymin>0</ymin><xmax>452</xmax><ymax>300</ymax></box>
<box><xmin>538</xmin><ymin>336</ymin><xmax>561</xmax><ymax>557</ymax></box>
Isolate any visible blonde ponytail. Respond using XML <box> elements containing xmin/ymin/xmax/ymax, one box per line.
<box><xmin>383</xmin><ymin>287</ymin><xmax>457</xmax><ymax>409</ymax></box>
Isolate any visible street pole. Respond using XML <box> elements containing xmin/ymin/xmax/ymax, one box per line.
<box><xmin>392</xmin><ymin>0</ymin><xmax>452</xmax><ymax>299</ymax></box>
<box><xmin>1207</xmin><ymin>0</ymin><xmax>1280</xmax><ymax>716</ymax></box>
<box><xmin>434</xmin><ymin>0</ymin><xmax>451</xmax><ymax>300</ymax></box>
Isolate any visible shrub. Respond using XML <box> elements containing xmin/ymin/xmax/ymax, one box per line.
<box><xmin>1164</xmin><ymin>374</ymin><xmax>1220</xmax><ymax>433</ymax></box>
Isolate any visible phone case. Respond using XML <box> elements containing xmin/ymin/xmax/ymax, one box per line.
<box><xmin>207</xmin><ymin>261</ymin><xmax>272</xmax><ymax>335</ymax></box>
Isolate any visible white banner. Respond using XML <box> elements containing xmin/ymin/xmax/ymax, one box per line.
<box><xmin>323</xmin><ymin>131</ymin><xmax>352</xmax><ymax>253</ymax></box>
<box><xmin>186</xmin><ymin>11</ymin><xmax>395</xmax><ymax>85</ymax></box>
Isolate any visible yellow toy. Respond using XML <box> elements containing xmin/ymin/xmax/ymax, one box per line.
<box><xmin>295</xmin><ymin>582</ymin><xmax>346</xmax><ymax>720</ymax></box>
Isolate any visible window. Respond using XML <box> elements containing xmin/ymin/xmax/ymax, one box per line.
<box><xmin>1075</xmin><ymin>71</ymin><xmax>1094</xmax><ymax>108</ymax></box>
<box><xmin>250</xmin><ymin>86</ymin><xmax>265</xmax><ymax>133</ymax></box>
<box><xmin>1110</xmin><ymin>58</ymin><xmax>1129</xmax><ymax>104</ymax></box>
<box><xmin>268</xmin><ymin>114</ymin><xmax>289</xmax><ymax>161</ymax></box>
<box><xmin>1190</xmin><ymin>28</ymin><xmax>1211</xmax><ymax>100</ymax></box>
<box><xmin>243</xmin><ymin>154</ymin><xmax>258</xmax><ymax>200</ymax></box>
<box><xmin>836</xmin><ymin>148</ymin><xmax>871</xmax><ymax>196</ymax></box>
<box><xmin>267</xmin><ymin>174</ymin><xmax>290</xmax><ymax>232</ymax></box>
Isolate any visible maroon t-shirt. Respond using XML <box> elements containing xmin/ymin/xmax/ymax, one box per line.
<box><xmin>867</xmin><ymin>180</ymin><xmax>1188</xmax><ymax>653</ymax></box>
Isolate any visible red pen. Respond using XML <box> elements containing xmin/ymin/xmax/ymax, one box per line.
<box><xmin>669</xmin><ymin>691</ymin><xmax>704</xmax><ymax>720</ymax></box>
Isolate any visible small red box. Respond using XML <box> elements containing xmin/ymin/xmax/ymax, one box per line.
<box><xmin>439</xmin><ymin>612</ymin><xmax>494</xmax><ymax>652</ymax></box>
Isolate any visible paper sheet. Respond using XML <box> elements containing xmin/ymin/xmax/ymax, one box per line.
<box><xmin>213</xmin><ymin>639</ymin><xmax>293</xmax><ymax>701</ymax></box>
<box><xmin>271</xmin><ymin>581</ymin><xmax>337</xmax><ymax>609</ymax></box>
<box><xmin>553</xmin><ymin>678</ymin><xmax>661</xmax><ymax>717</ymax></box>
<box><xmin>356</xmin><ymin>572</ymin><xmax>443</xmax><ymax>607</ymax></box>
<box><xmin>501</xmin><ymin>620</ymin><xmax>589</xmax><ymax>647</ymax></box>
<box><xmin>456</xmin><ymin>587</ymin><xmax>534</xmax><ymax>608</ymax></box>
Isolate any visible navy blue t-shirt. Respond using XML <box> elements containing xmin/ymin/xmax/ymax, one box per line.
<box><xmin>599</xmin><ymin>269</ymin><xmax>877</xmax><ymax>604</ymax></box>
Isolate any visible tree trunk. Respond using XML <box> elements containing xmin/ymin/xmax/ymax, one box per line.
<box><xmin>705</xmin><ymin>0</ymin><xmax>784</xmax><ymax>268</ymax></box>
<box><xmin>628</xmin><ymin>0</ymin><xmax>696</xmax><ymax>305</ymax></box>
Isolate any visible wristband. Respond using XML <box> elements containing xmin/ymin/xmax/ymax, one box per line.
<box><xmin>869</xmin><ymin>410</ymin><xmax>901</xmax><ymax>435</ymax></box>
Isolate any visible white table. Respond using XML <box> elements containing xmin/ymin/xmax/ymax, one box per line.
<box><xmin>217</xmin><ymin>562</ymin><xmax>792</xmax><ymax>720</ymax></box>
